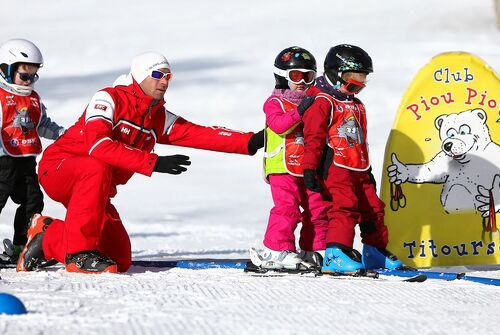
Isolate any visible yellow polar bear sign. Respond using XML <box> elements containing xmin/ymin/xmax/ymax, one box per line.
<box><xmin>381</xmin><ymin>52</ymin><xmax>500</xmax><ymax>267</ymax></box>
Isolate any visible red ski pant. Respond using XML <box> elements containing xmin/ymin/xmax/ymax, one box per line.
<box><xmin>38</xmin><ymin>156</ymin><xmax>131</xmax><ymax>272</ymax></box>
<box><xmin>323</xmin><ymin>164</ymin><xmax>388</xmax><ymax>249</ymax></box>
<box><xmin>264</xmin><ymin>174</ymin><xmax>328</xmax><ymax>252</ymax></box>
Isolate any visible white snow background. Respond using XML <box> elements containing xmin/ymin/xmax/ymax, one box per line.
<box><xmin>1</xmin><ymin>0</ymin><xmax>500</xmax><ymax>334</ymax></box>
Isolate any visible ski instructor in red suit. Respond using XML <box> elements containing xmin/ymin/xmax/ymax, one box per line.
<box><xmin>17</xmin><ymin>52</ymin><xmax>264</xmax><ymax>274</ymax></box>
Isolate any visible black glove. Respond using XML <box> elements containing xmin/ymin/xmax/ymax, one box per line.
<box><xmin>297</xmin><ymin>96</ymin><xmax>315</xmax><ymax>117</ymax></box>
<box><xmin>303</xmin><ymin>169</ymin><xmax>323</xmax><ymax>193</ymax></box>
<box><xmin>366</xmin><ymin>166</ymin><xmax>377</xmax><ymax>192</ymax></box>
<box><xmin>319</xmin><ymin>146</ymin><xmax>333</xmax><ymax>180</ymax></box>
<box><xmin>248</xmin><ymin>129</ymin><xmax>265</xmax><ymax>155</ymax></box>
<box><xmin>153</xmin><ymin>155</ymin><xmax>191</xmax><ymax>175</ymax></box>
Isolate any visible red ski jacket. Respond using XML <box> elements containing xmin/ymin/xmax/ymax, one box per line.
<box><xmin>40</xmin><ymin>77</ymin><xmax>253</xmax><ymax>187</ymax></box>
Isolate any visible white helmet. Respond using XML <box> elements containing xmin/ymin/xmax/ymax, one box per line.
<box><xmin>0</xmin><ymin>38</ymin><xmax>43</xmax><ymax>83</ymax></box>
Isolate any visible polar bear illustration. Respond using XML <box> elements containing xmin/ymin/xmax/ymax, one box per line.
<box><xmin>387</xmin><ymin>108</ymin><xmax>500</xmax><ymax>217</ymax></box>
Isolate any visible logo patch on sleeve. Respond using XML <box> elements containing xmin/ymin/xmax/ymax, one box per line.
<box><xmin>94</xmin><ymin>104</ymin><xmax>108</xmax><ymax>111</ymax></box>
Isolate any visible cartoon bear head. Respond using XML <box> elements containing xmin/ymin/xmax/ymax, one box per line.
<box><xmin>434</xmin><ymin>108</ymin><xmax>491</xmax><ymax>161</ymax></box>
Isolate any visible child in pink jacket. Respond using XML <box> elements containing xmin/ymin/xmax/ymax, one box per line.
<box><xmin>250</xmin><ymin>47</ymin><xmax>327</xmax><ymax>270</ymax></box>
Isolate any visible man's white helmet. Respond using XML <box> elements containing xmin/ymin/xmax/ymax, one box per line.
<box><xmin>0</xmin><ymin>38</ymin><xmax>43</xmax><ymax>83</ymax></box>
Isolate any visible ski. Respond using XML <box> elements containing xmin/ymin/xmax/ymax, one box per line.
<box><xmin>244</xmin><ymin>260</ymin><xmax>320</xmax><ymax>276</ymax></box>
<box><xmin>326</xmin><ymin>273</ymin><xmax>427</xmax><ymax>283</ymax></box>
<box><xmin>0</xmin><ymin>259</ymin><xmax>58</xmax><ymax>269</ymax></box>
<box><xmin>245</xmin><ymin>262</ymin><xmax>426</xmax><ymax>282</ymax></box>
<box><xmin>321</xmin><ymin>268</ymin><xmax>427</xmax><ymax>282</ymax></box>
<box><xmin>132</xmin><ymin>260</ymin><xmax>500</xmax><ymax>285</ymax></box>
<box><xmin>132</xmin><ymin>259</ymin><xmax>248</xmax><ymax>269</ymax></box>
<box><xmin>132</xmin><ymin>259</ymin><xmax>426</xmax><ymax>282</ymax></box>
<box><xmin>248</xmin><ymin>247</ymin><xmax>320</xmax><ymax>272</ymax></box>
<box><xmin>375</xmin><ymin>268</ymin><xmax>500</xmax><ymax>287</ymax></box>
<box><xmin>379</xmin><ymin>273</ymin><xmax>428</xmax><ymax>283</ymax></box>
<box><xmin>0</xmin><ymin>262</ymin><xmax>15</xmax><ymax>269</ymax></box>
<box><xmin>460</xmin><ymin>275</ymin><xmax>500</xmax><ymax>286</ymax></box>
<box><xmin>0</xmin><ymin>253</ymin><xmax>16</xmax><ymax>268</ymax></box>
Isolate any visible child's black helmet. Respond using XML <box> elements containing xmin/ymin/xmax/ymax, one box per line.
<box><xmin>324</xmin><ymin>44</ymin><xmax>373</xmax><ymax>84</ymax></box>
<box><xmin>273</xmin><ymin>46</ymin><xmax>316</xmax><ymax>89</ymax></box>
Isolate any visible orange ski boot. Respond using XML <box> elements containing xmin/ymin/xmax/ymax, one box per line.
<box><xmin>16</xmin><ymin>214</ymin><xmax>54</xmax><ymax>272</ymax></box>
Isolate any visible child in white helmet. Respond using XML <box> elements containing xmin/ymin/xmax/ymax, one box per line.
<box><xmin>0</xmin><ymin>38</ymin><xmax>64</xmax><ymax>266</ymax></box>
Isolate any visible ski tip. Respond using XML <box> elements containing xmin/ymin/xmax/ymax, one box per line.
<box><xmin>321</xmin><ymin>269</ymin><xmax>379</xmax><ymax>279</ymax></box>
<box><xmin>403</xmin><ymin>274</ymin><xmax>428</xmax><ymax>283</ymax></box>
<box><xmin>244</xmin><ymin>261</ymin><xmax>263</xmax><ymax>273</ymax></box>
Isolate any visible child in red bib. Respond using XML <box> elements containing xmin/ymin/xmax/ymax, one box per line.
<box><xmin>302</xmin><ymin>44</ymin><xmax>404</xmax><ymax>273</ymax></box>
<box><xmin>0</xmin><ymin>39</ymin><xmax>64</xmax><ymax>266</ymax></box>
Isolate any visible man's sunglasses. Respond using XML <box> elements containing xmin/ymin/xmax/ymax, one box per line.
<box><xmin>17</xmin><ymin>72</ymin><xmax>39</xmax><ymax>83</ymax></box>
<box><xmin>150</xmin><ymin>70</ymin><xmax>173</xmax><ymax>81</ymax></box>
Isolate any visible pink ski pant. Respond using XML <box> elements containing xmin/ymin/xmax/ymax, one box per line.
<box><xmin>264</xmin><ymin>174</ymin><xmax>327</xmax><ymax>252</ymax></box>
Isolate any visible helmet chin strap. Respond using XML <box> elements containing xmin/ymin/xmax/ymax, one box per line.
<box><xmin>0</xmin><ymin>75</ymin><xmax>34</xmax><ymax>96</ymax></box>
<box><xmin>324</xmin><ymin>71</ymin><xmax>342</xmax><ymax>89</ymax></box>
<box><xmin>0</xmin><ymin>64</ymin><xmax>13</xmax><ymax>84</ymax></box>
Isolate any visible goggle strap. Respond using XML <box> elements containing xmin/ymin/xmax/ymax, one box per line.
<box><xmin>273</xmin><ymin>66</ymin><xmax>315</xmax><ymax>76</ymax></box>
<box><xmin>6</xmin><ymin>64</ymin><xmax>12</xmax><ymax>83</ymax></box>
<box><xmin>273</xmin><ymin>66</ymin><xmax>287</xmax><ymax>77</ymax></box>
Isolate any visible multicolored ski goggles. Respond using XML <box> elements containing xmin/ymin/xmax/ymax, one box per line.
<box><xmin>273</xmin><ymin>67</ymin><xmax>316</xmax><ymax>85</ymax></box>
<box><xmin>150</xmin><ymin>70</ymin><xmax>173</xmax><ymax>81</ymax></box>
<box><xmin>17</xmin><ymin>72</ymin><xmax>39</xmax><ymax>83</ymax></box>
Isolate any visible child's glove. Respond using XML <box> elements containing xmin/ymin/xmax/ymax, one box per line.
<box><xmin>297</xmin><ymin>96</ymin><xmax>315</xmax><ymax>117</ymax></box>
<box><xmin>303</xmin><ymin>169</ymin><xmax>323</xmax><ymax>193</ymax></box>
<box><xmin>154</xmin><ymin>155</ymin><xmax>191</xmax><ymax>174</ymax></box>
<box><xmin>248</xmin><ymin>129</ymin><xmax>265</xmax><ymax>155</ymax></box>
<box><xmin>366</xmin><ymin>166</ymin><xmax>377</xmax><ymax>192</ymax></box>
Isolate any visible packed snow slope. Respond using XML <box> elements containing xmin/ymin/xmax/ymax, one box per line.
<box><xmin>1</xmin><ymin>1</ymin><xmax>500</xmax><ymax>334</ymax></box>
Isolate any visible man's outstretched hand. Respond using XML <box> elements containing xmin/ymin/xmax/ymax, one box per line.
<box><xmin>153</xmin><ymin>155</ymin><xmax>191</xmax><ymax>175</ymax></box>
<box><xmin>248</xmin><ymin>129</ymin><xmax>265</xmax><ymax>155</ymax></box>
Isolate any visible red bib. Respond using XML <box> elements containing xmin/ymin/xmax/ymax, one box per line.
<box><xmin>0</xmin><ymin>89</ymin><xmax>43</xmax><ymax>156</ymax></box>
<box><xmin>317</xmin><ymin>93</ymin><xmax>370</xmax><ymax>171</ymax></box>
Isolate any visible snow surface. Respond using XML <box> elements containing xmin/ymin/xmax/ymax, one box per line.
<box><xmin>1</xmin><ymin>0</ymin><xmax>500</xmax><ymax>334</ymax></box>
